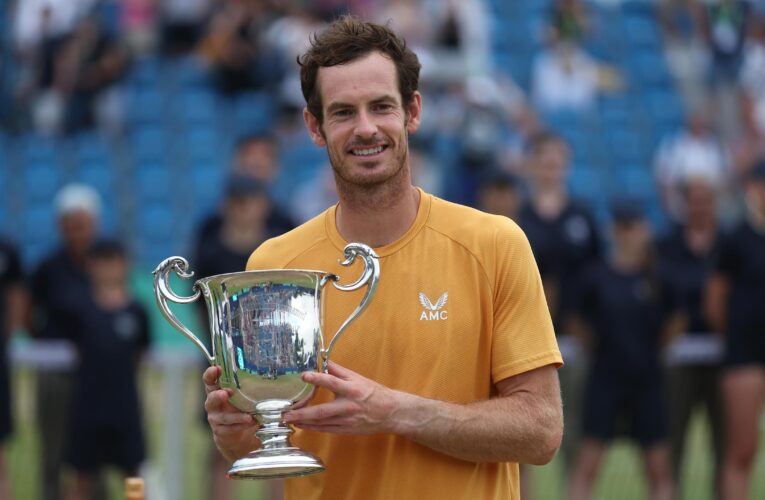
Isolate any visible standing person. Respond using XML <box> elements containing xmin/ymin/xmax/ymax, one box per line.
<box><xmin>658</xmin><ymin>177</ymin><xmax>725</xmax><ymax>497</ymax></box>
<box><xmin>30</xmin><ymin>184</ymin><xmax>101</xmax><ymax>500</ymax></box>
<box><xmin>203</xmin><ymin>16</ymin><xmax>563</xmax><ymax>500</ymax></box>
<box><xmin>568</xmin><ymin>201</ymin><xmax>676</xmax><ymax>500</ymax></box>
<box><xmin>196</xmin><ymin>134</ymin><xmax>296</xmax><ymax>244</ymax></box>
<box><xmin>192</xmin><ymin>175</ymin><xmax>282</xmax><ymax>500</ymax></box>
<box><xmin>706</xmin><ymin>160</ymin><xmax>765</xmax><ymax>500</ymax></box>
<box><xmin>476</xmin><ymin>170</ymin><xmax>523</xmax><ymax>221</ymax></box>
<box><xmin>518</xmin><ymin>131</ymin><xmax>600</xmax><ymax>478</ymax></box>
<box><xmin>0</xmin><ymin>239</ymin><xmax>26</xmax><ymax>500</ymax></box>
<box><xmin>63</xmin><ymin>240</ymin><xmax>150</xmax><ymax>500</ymax></box>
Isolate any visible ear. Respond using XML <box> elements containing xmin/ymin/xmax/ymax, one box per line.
<box><xmin>303</xmin><ymin>107</ymin><xmax>327</xmax><ymax>147</ymax></box>
<box><xmin>405</xmin><ymin>91</ymin><xmax>422</xmax><ymax>134</ymax></box>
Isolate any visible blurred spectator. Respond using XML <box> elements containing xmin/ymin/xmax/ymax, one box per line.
<box><xmin>12</xmin><ymin>0</ymin><xmax>95</xmax><ymax>55</ymax></box>
<box><xmin>703</xmin><ymin>0</ymin><xmax>751</xmax><ymax>140</ymax></box>
<box><xmin>119</xmin><ymin>0</ymin><xmax>159</xmax><ymax>56</ymax></box>
<box><xmin>659</xmin><ymin>0</ymin><xmax>709</xmax><ymax>111</ymax></box>
<box><xmin>518</xmin><ymin>131</ymin><xmax>601</xmax><ymax>479</ymax></box>
<box><xmin>705</xmin><ymin>160</ymin><xmax>765</xmax><ymax>500</ymax></box>
<box><xmin>30</xmin><ymin>184</ymin><xmax>101</xmax><ymax>500</ymax></box>
<box><xmin>197</xmin><ymin>134</ymin><xmax>296</xmax><ymax>243</ymax></box>
<box><xmin>199</xmin><ymin>0</ymin><xmax>286</xmax><ymax>95</ymax></box>
<box><xmin>192</xmin><ymin>175</ymin><xmax>281</xmax><ymax>500</ymax></box>
<box><xmin>55</xmin><ymin>16</ymin><xmax>130</xmax><ymax>134</ymax></box>
<box><xmin>476</xmin><ymin>170</ymin><xmax>523</xmax><ymax>221</ymax></box>
<box><xmin>160</xmin><ymin>0</ymin><xmax>211</xmax><ymax>56</ymax></box>
<box><xmin>653</xmin><ymin>110</ymin><xmax>730</xmax><ymax>222</ymax></box>
<box><xmin>658</xmin><ymin>178</ymin><xmax>725</xmax><ymax>497</ymax></box>
<box><xmin>568</xmin><ymin>200</ymin><xmax>676</xmax><ymax>500</ymax></box>
<box><xmin>374</xmin><ymin>0</ymin><xmax>491</xmax><ymax>83</ymax></box>
<box><xmin>548</xmin><ymin>0</ymin><xmax>590</xmax><ymax>43</ymax></box>
<box><xmin>0</xmin><ymin>239</ymin><xmax>26</xmax><ymax>500</ymax></box>
<box><xmin>63</xmin><ymin>240</ymin><xmax>150</xmax><ymax>500</ymax></box>
<box><xmin>531</xmin><ymin>38</ymin><xmax>620</xmax><ymax>113</ymax></box>
<box><xmin>738</xmin><ymin>14</ymin><xmax>765</xmax><ymax>142</ymax></box>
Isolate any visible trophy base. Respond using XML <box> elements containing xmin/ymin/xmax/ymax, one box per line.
<box><xmin>227</xmin><ymin>447</ymin><xmax>326</xmax><ymax>480</ymax></box>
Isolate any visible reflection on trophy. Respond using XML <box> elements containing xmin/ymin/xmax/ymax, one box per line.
<box><xmin>152</xmin><ymin>243</ymin><xmax>380</xmax><ymax>479</ymax></box>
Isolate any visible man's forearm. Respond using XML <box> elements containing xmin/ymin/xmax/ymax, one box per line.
<box><xmin>389</xmin><ymin>386</ymin><xmax>562</xmax><ymax>465</ymax></box>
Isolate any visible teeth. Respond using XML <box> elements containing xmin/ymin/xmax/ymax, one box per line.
<box><xmin>352</xmin><ymin>146</ymin><xmax>383</xmax><ymax>156</ymax></box>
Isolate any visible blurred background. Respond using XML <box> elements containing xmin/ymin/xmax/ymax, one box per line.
<box><xmin>1</xmin><ymin>0</ymin><xmax>765</xmax><ymax>499</ymax></box>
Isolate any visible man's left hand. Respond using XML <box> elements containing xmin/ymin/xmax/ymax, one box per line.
<box><xmin>283</xmin><ymin>361</ymin><xmax>404</xmax><ymax>435</ymax></box>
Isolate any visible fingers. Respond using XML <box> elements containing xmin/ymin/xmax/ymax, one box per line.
<box><xmin>202</xmin><ymin>365</ymin><xmax>221</xmax><ymax>394</ymax></box>
<box><xmin>325</xmin><ymin>361</ymin><xmax>355</xmax><ymax>379</ymax></box>
<box><xmin>284</xmin><ymin>400</ymin><xmax>355</xmax><ymax>424</ymax></box>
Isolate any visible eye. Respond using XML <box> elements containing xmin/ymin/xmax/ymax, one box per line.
<box><xmin>373</xmin><ymin>103</ymin><xmax>394</xmax><ymax>112</ymax></box>
<box><xmin>332</xmin><ymin>108</ymin><xmax>353</xmax><ymax>118</ymax></box>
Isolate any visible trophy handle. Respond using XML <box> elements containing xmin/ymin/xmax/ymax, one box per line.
<box><xmin>319</xmin><ymin>243</ymin><xmax>380</xmax><ymax>372</ymax></box>
<box><xmin>152</xmin><ymin>256</ymin><xmax>215</xmax><ymax>364</ymax></box>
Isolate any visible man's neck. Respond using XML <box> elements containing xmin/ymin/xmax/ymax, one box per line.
<box><xmin>531</xmin><ymin>185</ymin><xmax>568</xmax><ymax>220</ymax></box>
<box><xmin>335</xmin><ymin>184</ymin><xmax>421</xmax><ymax>248</ymax></box>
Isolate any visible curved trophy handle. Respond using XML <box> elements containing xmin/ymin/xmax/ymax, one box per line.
<box><xmin>319</xmin><ymin>243</ymin><xmax>380</xmax><ymax>372</ymax></box>
<box><xmin>152</xmin><ymin>256</ymin><xmax>215</xmax><ymax>364</ymax></box>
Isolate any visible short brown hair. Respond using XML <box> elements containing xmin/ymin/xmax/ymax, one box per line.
<box><xmin>298</xmin><ymin>15</ymin><xmax>421</xmax><ymax>123</ymax></box>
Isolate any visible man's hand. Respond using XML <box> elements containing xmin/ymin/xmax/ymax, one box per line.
<box><xmin>283</xmin><ymin>361</ymin><xmax>403</xmax><ymax>435</ymax></box>
<box><xmin>203</xmin><ymin>365</ymin><xmax>259</xmax><ymax>461</ymax></box>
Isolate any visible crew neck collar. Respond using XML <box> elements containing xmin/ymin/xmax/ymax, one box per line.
<box><xmin>325</xmin><ymin>187</ymin><xmax>431</xmax><ymax>257</ymax></box>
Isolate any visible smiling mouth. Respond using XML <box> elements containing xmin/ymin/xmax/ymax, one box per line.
<box><xmin>349</xmin><ymin>145</ymin><xmax>387</xmax><ymax>157</ymax></box>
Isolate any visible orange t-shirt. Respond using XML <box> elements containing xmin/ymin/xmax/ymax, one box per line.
<box><xmin>247</xmin><ymin>190</ymin><xmax>562</xmax><ymax>500</ymax></box>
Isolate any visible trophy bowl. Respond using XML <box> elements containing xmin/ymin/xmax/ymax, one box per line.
<box><xmin>152</xmin><ymin>243</ymin><xmax>379</xmax><ymax>480</ymax></box>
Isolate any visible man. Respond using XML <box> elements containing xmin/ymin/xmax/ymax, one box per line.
<box><xmin>203</xmin><ymin>16</ymin><xmax>563</xmax><ymax>500</ymax></box>
<box><xmin>196</xmin><ymin>134</ymin><xmax>295</xmax><ymax>244</ymax></box>
<box><xmin>657</xmin><ymin>177</ymin><xmax>725</xmax><ymax>497</ymax></box>
<box><xmin>518</xmin><ymin>131</ymin><xmax>600</xmax><ymax>478</ymax></box>
<box><xmin>0</xmin><ymin>239</ymin><xmax>25</xmax><ymax>500</ymax></box>
<box><xmin>30</xmin><ymin>183</ymin><xmax>101</xmax><ymax>500</ymax></box>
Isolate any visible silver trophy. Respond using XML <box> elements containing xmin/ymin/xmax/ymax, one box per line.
<box><xmin>153</xmin><ymin>243</ymin><xmax>380</xmax><ymax>479</ymax></box>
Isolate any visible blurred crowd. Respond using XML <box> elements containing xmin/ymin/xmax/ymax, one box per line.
<box><xmin>1</xmin><ymin>0</ymin><xmax>765</xmax><ymax>499</ymax></box>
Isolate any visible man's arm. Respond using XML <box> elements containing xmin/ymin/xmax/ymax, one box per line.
<box><xmin>284</xmin><ymin>361</ymin><xmax>563</xmax><ymax>465</ymax></box>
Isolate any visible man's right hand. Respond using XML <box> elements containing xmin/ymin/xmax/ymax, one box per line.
<box><xmin>203</xmin><ymin>365</ymin><xmax>259</xmax><ymax>461</ymax></box>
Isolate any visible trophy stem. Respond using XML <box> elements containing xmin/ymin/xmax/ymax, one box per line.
<box><xmin>226</xmin><ymin>410</ymin><xmax>325</xmax><ymax>480</ymax></box>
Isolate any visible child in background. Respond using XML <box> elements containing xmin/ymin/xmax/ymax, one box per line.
<box><xmin>568</xmin><ymin>201</ymin><xmax>678</xmax><ymax>500</ymax></box>
<box><xmin>64</xmin><ymin>240</ymin><xmax>150</xmax><ymax>500</ymax></box>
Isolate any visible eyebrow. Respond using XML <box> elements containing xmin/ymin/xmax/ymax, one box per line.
<box><xmin>325</xmin><ymin>94</ymin><xmax>399</xmax><ymax>114</ymax></box>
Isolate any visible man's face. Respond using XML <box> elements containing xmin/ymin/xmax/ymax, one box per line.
<box><xmin>235</xmin><ymin>140</ymin><xmax>277</xmax><ymax>183</ymax></box>
<box><xmin>303</xmin><ymin>51</ymin><xmax>422</xmax><ymax>190</ymax></box>
<box><xmin>88</xmin><ymin>255</ymin><xmax>128</xmax><ymax>285</ymax></box>
<box><xmin>59</xmin><ymin>210</ymin><xmax>97</xmax><ymax>256</ymax></box>
<box><xmin>529</xmin><ymin>141</ymin><xmax>569</xmax><ymax>188</ymax></box>
<box><xmin>746</xmin><ymin>178</ymin><xmax>765</xmax><ymax>215</ymax></box>
<box><xmin>683</xmin><ymin>180</ymin><xmax>716</xmax><ymax>225</ymax></box>
<box><xmin>479</xmin><ymin>186</ymin><xmax>521</xmax><ymax>219</ymax></box>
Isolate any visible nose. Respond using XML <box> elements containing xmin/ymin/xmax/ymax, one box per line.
<box><xmin>353</xmin><ymin>109</ymin><xmax>377</xmax><ymax>139</ymax></box>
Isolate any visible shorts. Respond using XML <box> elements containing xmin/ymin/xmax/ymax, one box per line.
<box><xmin>582</xmin><ymin>367</ymin><xmax>668</xmax><ymax>447</ymax></box>
<box><xmin>724</xmin><ymin>326</ymin><xmax>765</xmax><ymax>368</ymax></box>
<box><xmin>65</xmin><ymin>421</ymin><xmax>145</xmax><ymax>473</ymax></box>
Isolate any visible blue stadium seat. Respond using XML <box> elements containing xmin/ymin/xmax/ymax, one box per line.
<box><xmin>177</xmin><ymin>89</ymin><xmax>218</xmax><ymax>125</ymax></box>
<box><xmin>128</xmin><ymin>56</ymin><xmax>162</xmax><ymax>89</ymax></box>
<box><xmin>233</xmin><ymin>91</ymin><xmax>278</xmax><ymax>136</ymax></box>
<box><xmin>645</xmin><ymin>89</ymin><xmax>685</xmax><ymax>128</ymax></box>
<box><xmin>131</xmin><ymin>125</ymin><xmax>167</xmax><ymax>161</ymax></box>
<box><xmin>23</xmin><ymin>203</ymin><xmax>56</xmax><ymax>244</ymax></box>
<box><xmin>182</xmin><ymin>125</ymin><xmax>221</xmax><ymax>163</ymax></box>
<box><xmin>127</xmin><ymin>88</ymin><xmax>164</xmax><ymax>125</ymax></box>
<box><xmin>72</xmin><ymin>131</ymin><xmax>111</xmax><ymax>163</ymax></box>
<box><xmin>612</xmin><ymin>164</ymin><xmax>656</xmax><ymax>201</ymax></box>
<box><xmin>23</xmin><ymin>161</ymin><xmax>61</xmax><ymax>201</ymax></box>
<box><xmin>624</xmin><ymin>16</ymin><xmax>661</xmax><ymax>49</ymax></box>
<box><xmin>134</xmin><ymin>161</ymin><xmax>172</xmax><ymax>201</ymax></box>
<box><xmin>75</xmin><ymin>159</ymin><xmax>115</xmax><ymax>194</ymax></box>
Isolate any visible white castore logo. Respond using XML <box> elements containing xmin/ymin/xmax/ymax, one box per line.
<box><xmin>419</xmin><ymin>292</ymin><xmax>448</xmax><ymax>321</ymax></box>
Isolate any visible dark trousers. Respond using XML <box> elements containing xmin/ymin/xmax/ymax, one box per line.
<box><xmin>667</xmin><ymin>363</ymin><xmax>725</xmax><ymax>497</ymax></box>
<box><xmin>36</xmin><ymin>370</ymin><xmax>74</xmax><ymax>500</ymax></box>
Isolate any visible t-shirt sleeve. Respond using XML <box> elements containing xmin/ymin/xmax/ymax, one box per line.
<box><xmin>135</xmin><ymin>304</ymin><xmax>151</xmax><ymax>352</ymax></box>
<box><xmin>491</xmin><ymin>222</ymin><xmax>563</xmax><ymax>383</ymax></box>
